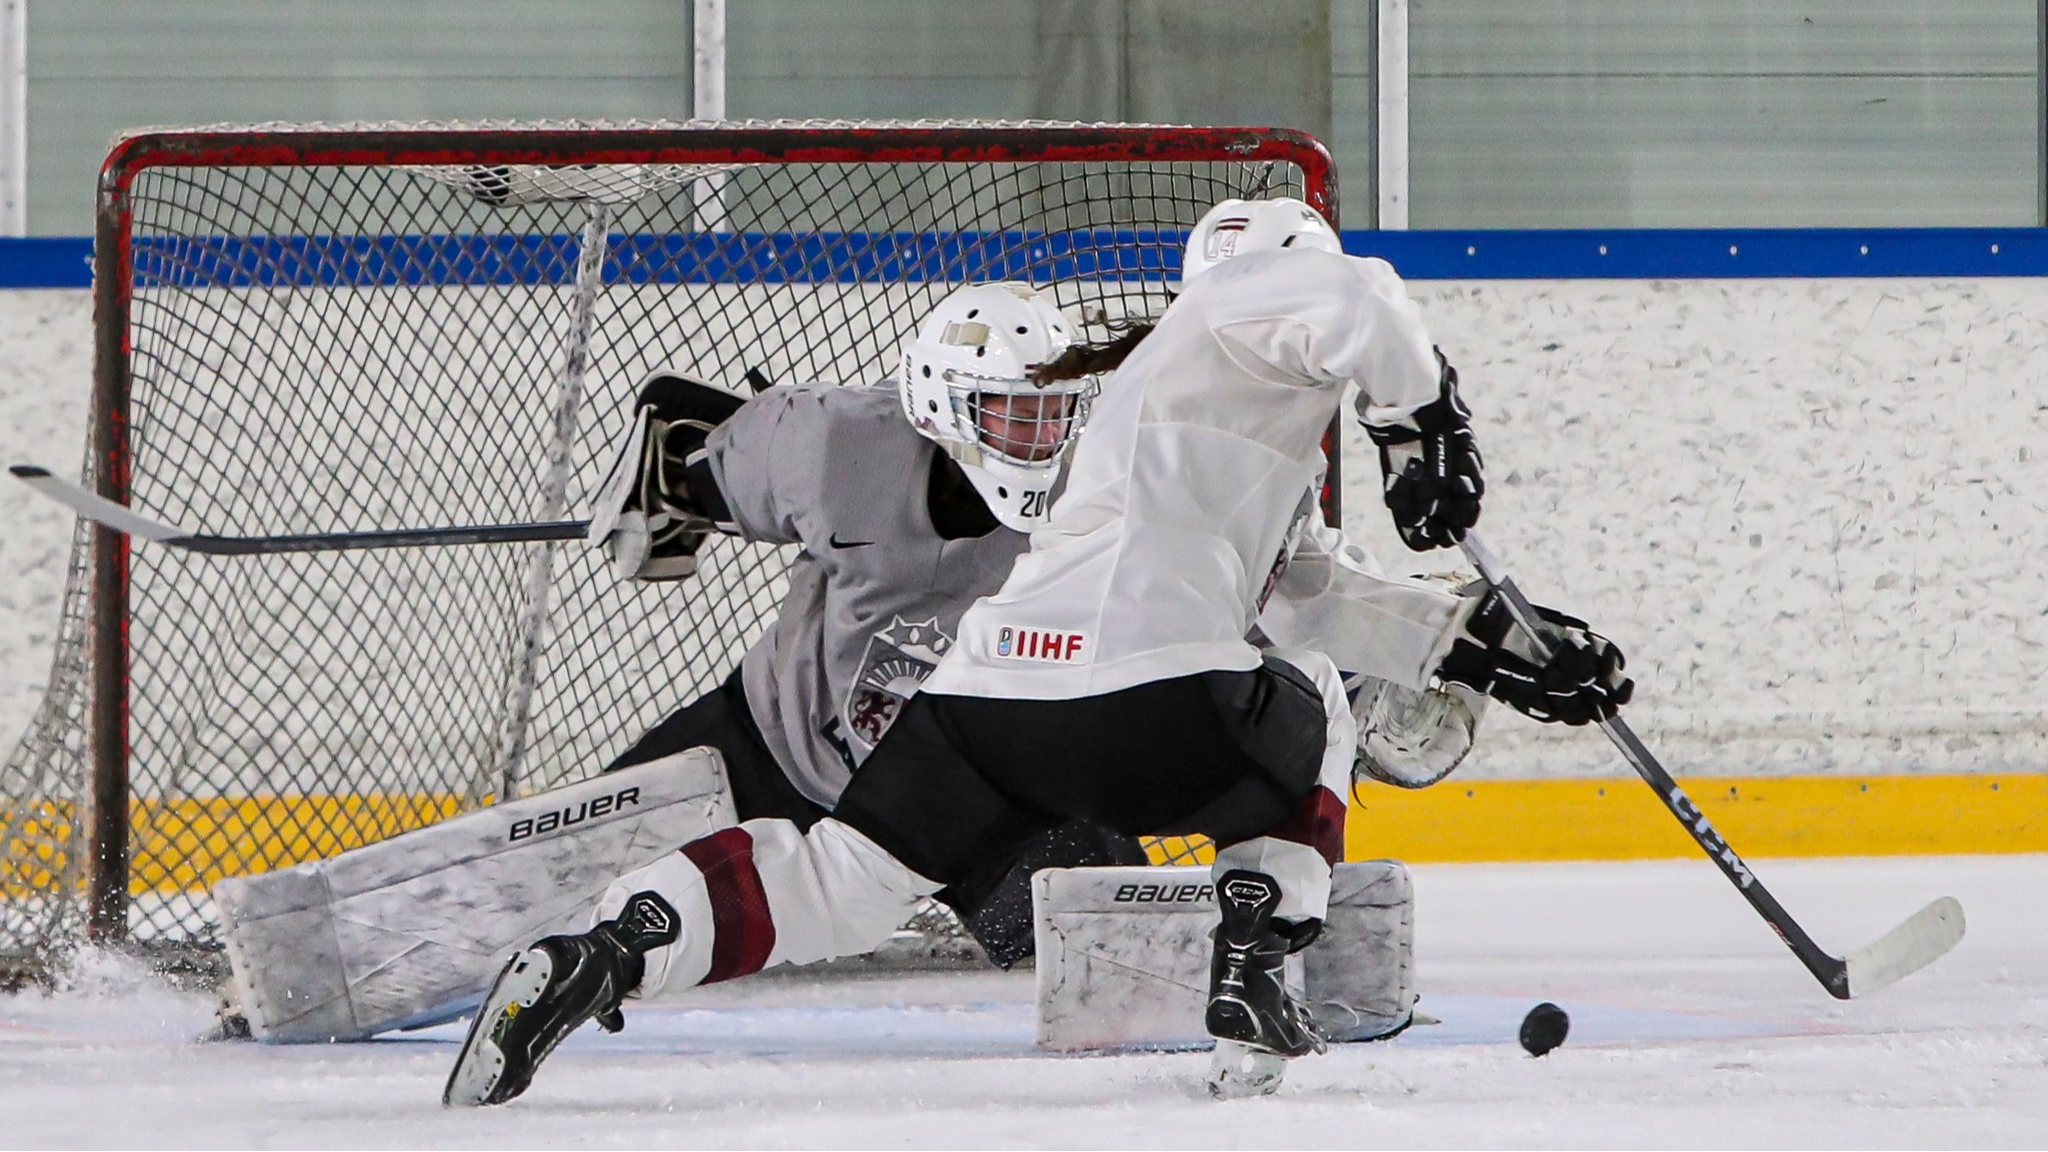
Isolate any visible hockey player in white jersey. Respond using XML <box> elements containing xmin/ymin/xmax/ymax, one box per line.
<box><xmin>445</xmin><ymin>201</ymin><xmax>1632</xmax><ymax>1106</ymax></box>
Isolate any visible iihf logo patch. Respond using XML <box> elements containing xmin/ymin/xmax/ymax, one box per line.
<box><xmin>994</xmin><ymin>626</ymin><xmax>1088</xmax><ymax>663</ymax></box>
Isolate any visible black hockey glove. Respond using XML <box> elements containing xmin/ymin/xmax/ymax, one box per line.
<box><xmin>1434</xmin><ymin>590</ymin><xmax>1633</xmax><ymax>727</ymax></box>
<box><xmin>1365</xmin><ymin>349</ymin><xmax>1483</xmax><ymax>552</ymax></box>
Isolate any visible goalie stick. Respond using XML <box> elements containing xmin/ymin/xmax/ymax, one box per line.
<box><xmin>1457</xmin><ymin>529</ymin><xmax>1965</xmax><ymax>999</ymax></box>
<box><xmin>8</xmin><ymin>465</ymin><xmax>589</xmax><ymax>555</ymax></box>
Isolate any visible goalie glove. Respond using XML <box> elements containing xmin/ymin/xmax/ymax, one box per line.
<box><xmin>1365</xmin><ymin>348</ymin><xmax>1483</xmax><ymax>552</ymax></box>
<box><xmin>587</xmin><ymin>372</ymin><xmax>744</xmax><ymax>581</ymax></box>
<box><xmin>1349</xmin><ymin>674</ymin><xmax>1488</xmax><ymax>790</ymax></box>
<box><xmin>1433</xmin><ymin>589</ymin><xmax>1633</xmax><ymax>727</ymax></box>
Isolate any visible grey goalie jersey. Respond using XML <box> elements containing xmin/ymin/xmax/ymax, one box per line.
<box><xmin>704</xmin><ymin>382</ymin><xmax>1031</xmax><ymax>807</ymax></box>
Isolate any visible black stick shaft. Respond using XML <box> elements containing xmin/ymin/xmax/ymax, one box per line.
<box><xmin>11</xmin><ymin>464</ymin><xmax>594</xmax><ymax>555</ymax></box>
<box><xmin>1460</xmin><ymin>532</ymin><xmax>1851</xmax><ymax>998</ymax></box>
<box><xmin>171</xmin><ymin>520</ymin><xmax>591</xmax><ymax>555</ymax></box>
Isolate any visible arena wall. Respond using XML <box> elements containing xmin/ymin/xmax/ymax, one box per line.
<box><xmin>7</xmin><ymin>275</ymin><xmax>2047</xmax><ymax>774</ymax></box>
<box><xmin>3</xmin><ymin>269</ymin><xmax>2044</xmax><ymax>861</ymax></box>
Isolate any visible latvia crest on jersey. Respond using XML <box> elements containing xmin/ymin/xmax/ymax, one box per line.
<box><xmin>845</xmin><ymin>614</ymin><xmax>955</xmax><ymax>754</ymax></box>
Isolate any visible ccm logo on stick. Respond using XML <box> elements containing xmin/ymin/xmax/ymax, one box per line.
<box><xmin>1113</xmin><ymin>883</ymin><xmax>1214</xmax><ymax>904</ymax></box>
<box><xmin>995</xmin><ymin>626</ymin><xmax>1088</xmax><ymax>662</ymax></box>
<box><xmin>508</xmin><ymin>786</ymin><xmax>641</xmax><ymax>843</ymax></box>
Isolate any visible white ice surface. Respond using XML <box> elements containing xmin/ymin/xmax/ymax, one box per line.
<box><xmin>3</xmin><ymin>853</ymin><xmax>2043</xmax><ymax>1149</ymax></box>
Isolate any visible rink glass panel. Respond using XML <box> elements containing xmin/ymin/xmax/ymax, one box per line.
<box><xmin>0</xmin><ymin>122</ymin><xmax>1327</xmax><ymax>961</ymax></box>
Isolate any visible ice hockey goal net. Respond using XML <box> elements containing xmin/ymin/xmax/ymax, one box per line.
<box><xmin>0</xmin><ymin>119</ymin><xmax>1335</xmax><ymax>978</ymax></box>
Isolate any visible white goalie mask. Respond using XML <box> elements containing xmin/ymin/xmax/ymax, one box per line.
<box><xmin>1179</xmin><ymin>196</ymin><xmax>1343</xmax><ymax>285</ymax></box>
<box><xmin>897</xmin><ymin>283</ymin><xmax>1096</xmax><ymax>532</ymax></box>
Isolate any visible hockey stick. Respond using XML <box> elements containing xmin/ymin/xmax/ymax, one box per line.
<box><xmin>8</xmin><ymin>465</ymin><xmax>589</xmax><ymax>555</ymax></box>
<box><xmin>1457</xmin><ymin>530</ymin><xmax>1965</xmax><ymax>999</ymax></box>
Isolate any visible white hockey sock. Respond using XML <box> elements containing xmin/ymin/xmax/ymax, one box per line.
<box><xmin>595</xmin><ymin>817</ymin><xmax>942</xmax><ymax>998</ymax></box>
<box><xmin>1213</xmin><ymin>836</ymin><xmax>1334</xmax><ymax>922</ymax></box>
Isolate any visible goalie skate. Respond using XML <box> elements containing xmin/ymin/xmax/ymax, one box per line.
<box><xmin>442</xmin><ymin>892</ymin><xmax>677</xmax><ymax>1108</ymax></box>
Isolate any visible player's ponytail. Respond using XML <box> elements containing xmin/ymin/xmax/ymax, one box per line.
<box><xmin>1030</xmin><ymin>322</ymin><xmax>1154</xmax><ymax>385</ymax></box>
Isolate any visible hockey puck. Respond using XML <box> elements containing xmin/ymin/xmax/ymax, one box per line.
<box><xmin>1518</xmin><ymin>1002</ymin><xmax>1570</xmax><ymax>1056</ymax></box>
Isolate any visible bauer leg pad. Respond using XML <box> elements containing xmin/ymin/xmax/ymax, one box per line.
<box><xmin>213</xmin><ymin>749</ymin><xmax>735</xmax><ymax>1043</ymax></box>
<box><xmin>1033</xmin><ymin>861</ymin><xmax>1415</xmax><ymax>1051</ymax></box>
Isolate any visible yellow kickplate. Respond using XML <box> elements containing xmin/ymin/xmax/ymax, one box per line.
<box><xmin>5</xmin><ymin>775</ymin><xmax>2044</xmax><ymax>898</ymax></box>
<box><xmin>1344</xmin><ymin>773</ymin><xmax>2048</xmax><ymax>863</ymax></box>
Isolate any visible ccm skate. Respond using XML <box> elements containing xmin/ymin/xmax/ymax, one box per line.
<box><xmin>1205</xmin><ymin>869</ymin><xmax>1327</xmax><ymax>1099</ymax></box>
<box><xmin>443</xmin><ymin>891</ymin><xmax>678</xmax><ymax>1107</ymax></box>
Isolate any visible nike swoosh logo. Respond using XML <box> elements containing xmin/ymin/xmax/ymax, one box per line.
<box><xmin>828</xmin><ymin>533</ymin><xmax>874</xmax><ymax>549</ymax></box>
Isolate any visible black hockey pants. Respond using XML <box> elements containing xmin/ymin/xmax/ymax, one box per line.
<box><xmin>833</xmin><ymin>656</ymin><xmax>1330</xmax><ymax>899</ymax></box>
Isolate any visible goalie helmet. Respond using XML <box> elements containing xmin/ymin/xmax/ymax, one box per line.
<box><xmin>897</xmin><ymin>283</ymin><xmax>1095</xmax><ymax>532</ymax></box>
<box><xmin>1179</xmin><ymin>197</ymin><xmax>1343</xmax><ymax>285</ymax></box>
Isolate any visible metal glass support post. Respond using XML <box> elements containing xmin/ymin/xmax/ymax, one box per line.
<box><xmin>1376</xmin><ymin>0</ymin><xmax>1408</xmax><ymax>231</ymax></box>
<box><xmin>1</xmin><ymin>0</ymin><xmax>25</xmax><ymax>235</ymax></box>
<box><xmin>692</xmin><ymin>0</ymin><xmax>729</xmax><ymax>232</ymax></box>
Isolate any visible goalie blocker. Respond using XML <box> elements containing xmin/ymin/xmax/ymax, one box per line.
<box><xmin>213</xmin><ymin>749</ymin><xmax>735</xmax><ymax>1043</ymax></box>
<box><xmin>1034</xmin><ymin>862</ymin><xmax>1415</xmax><ymax>1051</ymax></box>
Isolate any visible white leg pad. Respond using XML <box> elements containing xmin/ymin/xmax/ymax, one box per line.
<box><xmin>1034</xmin><ymin>862</ymin><xmax>1416</xmax><ymax>1050</ymax></box>
<box><xmin>212</xmin><ymin>749</ymin><xmax>736</xmax><ymax>1043</ymax></box>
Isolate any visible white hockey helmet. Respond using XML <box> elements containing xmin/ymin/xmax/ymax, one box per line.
<box><xmin>1179</xmin><ymin>197</ymin><xmax>1343</xmax><ymax>285</ymax></box>
<box><xmin>897</xmin><ymin>283</ymin><xmax>1095</xmax><ymax>532</ymax></box>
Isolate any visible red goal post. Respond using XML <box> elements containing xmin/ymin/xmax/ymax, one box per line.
<box><xmin>3</xmin><ymin>119</ymin><xmax>1339</xmax><ymax>968</ymax></box>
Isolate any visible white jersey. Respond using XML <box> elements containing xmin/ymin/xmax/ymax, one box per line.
<box><xmin>923</xmin><ymin>247</ymin><xmax>1448</xmax><ymax>700</ymax></box>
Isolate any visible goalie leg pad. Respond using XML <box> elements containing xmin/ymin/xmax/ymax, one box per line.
<box><xmin>1033</xmin><ymin>861</ymin><xmax>1416</xmax><ymax>1051</ymax></box>
<box><xmin>212</xmin><ymin>748</ymin><xmax>736</xmax><ymax>1043</ymax></box>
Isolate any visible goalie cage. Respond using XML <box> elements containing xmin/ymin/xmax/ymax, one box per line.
<box><xmin>0</xmin><ymin>118</ymin><xmax>1340</xmax><ymax>986</ymax></box>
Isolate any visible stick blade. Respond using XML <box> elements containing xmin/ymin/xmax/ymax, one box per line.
<box><xmin>9</xmin><ymin>463</ymin><xmax>181</xmax><ymax>542</ymax></box>
<box><xmin>1844</xmin><ymin>896</ymin><xmax>1966</xmax><ymax>998</ymax></box>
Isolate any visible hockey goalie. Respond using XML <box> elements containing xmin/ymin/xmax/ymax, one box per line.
<box><xmin>442</xmin><ymin>198</ymin><xmax>1632</xmax><ymax>1106</ymax></box>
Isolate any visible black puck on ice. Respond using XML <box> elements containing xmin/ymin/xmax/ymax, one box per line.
<box><xmin>1518</xmin><ymin>1002</ymin><xmax>1570</xmax><ymax>1056</ymax></box>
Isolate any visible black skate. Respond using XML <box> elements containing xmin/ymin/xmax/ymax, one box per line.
<box><xmin>442</xmin><ymin>891</ymin><xmax>679</xmax><ymax>1107</ymax></box>
<box><xmin>1205</xmin><ymin>869</ymin><xmax>1327</xmax><ymax>1099</ymax></box>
